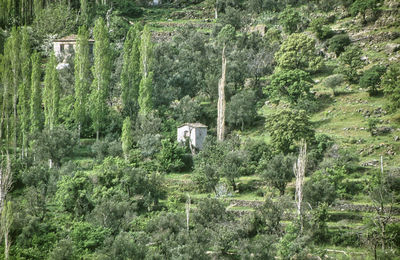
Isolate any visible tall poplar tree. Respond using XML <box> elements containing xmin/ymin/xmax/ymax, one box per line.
<box><xmin>90</xmin><ymin>17</ymin><xmax>111</xmax><ymax>140</ymax></box>
<box><xmin>43</xmin><ymin>54</ymin><xmax>60</xmax><ymax>130</ymax></box>
<box><xmin>80</xmin><ymin>0</ymin><xmax>89</xmax><ymax>26</ymax></box>
<box><xmin>7</xmin><ymin>27</ymin><xmax>21</xmax><ymax>154</ymax></box>
<box><xmin>138</xmin><ymin>25</ymin><xmax>153</xmax><ymax>115</ymax></box>
<box><xmin>121</xmin><ymin>23</ymin><xmax>141</xmax><ymax>119</ymax></box>
<box><xmin>74</xmin><ymin>25</ymin><xmax>91</xmax><ymax>138</ymax></box>
<box><xmin>0</xmin><ymin>53</ymin><xmax>12</xmax><ymax>147</ymax></box>
<box><xmin>18</xmin><ymin>27</ymin><xmax>31</xmax><ymax>157</ymax></box>
<box><xmin>30</xmin><ymin>51</ymin><xmax>43</xmax><ymax>134</ymax></box>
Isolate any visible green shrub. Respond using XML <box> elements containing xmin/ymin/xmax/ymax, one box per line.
<box><xmin>157</xmin><ymin>139</ymin><xmax>186</xmax><ymax>173</ymax></box>
<box><xmin>360</xmin><ymin>65</ymin><xmax>386</xmax><ymax>96</ymax></box>
<box><xmin>310</xmin><ymin>17</ymin><xmax>333</xmax><ymax>40</ymax></box>
<box><xmin>304</xmin><ymin>170</ymin><xmax>337</xmax><ymax>206</ymax></box>
<box><xmin>382</xmin><ymin>64</ymin><xmax>400</xmax><ymax>112</ymax></box>
<box><xmin>334</xmin><ymin>45</ymin><xmax>364</xmax><ymax>83</ymax></box>
<box><xmin>226</xmin><ymin>89</ymin><xmax>258</xmax><ymax>130</ymax></box>
<box><xmin>323</xmin><ymin>74</ymin><xmax>345</xmax><ymax>95</ymax></box>
<box><xmin>279</xmin><ymin>6</ymin><xmax>302</xmax><ymax>34</ymax></box>
<box><xmin>328</xmin><ymin>34</ymin><xmax>351</xmax><ymax>56</ymax></box>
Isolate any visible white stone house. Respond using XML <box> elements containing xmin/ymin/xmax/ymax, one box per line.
<box><xmin>177</xmin><ymin>123</ymin><xmax>207</xmax><ymax>152</ymax></box>
<box><xmin>53</xmin><ymin>35</ymin><xmax>94</xmax><ymax>69</ymax></box>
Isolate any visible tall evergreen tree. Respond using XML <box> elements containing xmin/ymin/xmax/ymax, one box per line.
<box><xmin>18</xmin><ymin>27</ymin><xmax>31</xmax><ymax>157</ymax></box>
<box><xmin>121</xmin><ymin>23</ymin><xmax>141</xmax><ymax>119</ymax></box>
<box><xmin>74</xmin><ymin>25</ymin><xmax>91</xmax><ymax>138</ymax></box>
<box><xmin>138</xmin><ymin>25</ymin><xmax>153</xmax><ymax>115</ymax></box>
<box><xmin>43</xmin><ymin>54</ymin><xmax>60</xmax><ymax>130</ymax></box>
<box><xmin>90</xmin><ymin>17</ymin><xmax>111</xmax><ymax>140</ymax></box>
<box><xmin>30</xmin><ymin>51</ymin><xmax>43</xmax><ymax>134</ymax></box>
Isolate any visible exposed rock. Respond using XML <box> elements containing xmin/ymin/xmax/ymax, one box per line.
<box><xmin>249</xmin><ymin>24</ymin><xmax>267</xmax><ymax>36</ymax></box>
<box><xmin>361</xmin><ymin>160</ymin><xmax>379</xmax><ymax>166</ymax></box>
<box><xmin>373</xmin><ymin>126</ymin><xmax>393</xmax><ymax>135</ymax></box>
<box><xmin>385</xmin><ymin>43</ymin><xmax>400</xmax><ymax>53</ymax></box>
<box><xmin>387</xmin><ymin>149</ymin><xmax>396</xmax><ymax>156</ymax></box>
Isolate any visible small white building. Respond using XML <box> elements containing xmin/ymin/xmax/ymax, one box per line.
<box><xmin>53</xmin><ymin>35</ymin><xmax>94</xmax><ymax>58</ymax></box>
<box><xmin>177</xmin><ymin>123</ymin><xmax>207</xmax><ymax>152</ymax></box>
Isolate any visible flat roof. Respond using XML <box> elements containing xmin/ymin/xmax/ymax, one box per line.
<box><xmin>54</xmin><ymin>34</ymin><xmax>94</xmax><ymax>43</ymax></box>
<box><xmin>178</xmin><ymin>123</ymin><xmax>207</xmax><ymax>128</ymax></box>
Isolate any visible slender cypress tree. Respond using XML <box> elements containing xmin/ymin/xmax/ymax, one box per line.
<box><xmin>43</xmin><ymin>54</ymin><xmax>60</xmax><ymax>130</ymax></box>
<box><xmin>138</xmin><ymin>25</ymin><xmax>153</xmax><ymax>115</ymax></box>
<box><xmin>74</xmin><ymin>25</ymin><xmax>91</xmax><ymax>138</ymax></box>
<box><xmin>90</xmin><ymin>17</ymin><xmax>111</xmax><ymax>140</ymax></box>
<box><xmin>30</xmin><ymin>51</ymin><xmax>43</xmax><ymax>134</ymax></box>
<box><xmin>18</xmin><ymin>27</ymin><xmax>31</xmax><ymax>157</ymax></box>
<box><xmin>121</xmin><ymin>23</ymin><xmax>142</xmax><ymax>119</ymax></box>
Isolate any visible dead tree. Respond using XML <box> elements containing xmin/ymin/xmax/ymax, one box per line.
<box><xmin>294</xmin><ymin>140</ymin><xmax>307</xmax><ymax>231</ymax></box>
<box><xmin>0</xmin><ymin>153</ymin><xmax>12</xmax><ymax>216</ymax></box>
<box><xmin>186</xmin><ymin>194</ymin><xmax>191</xmax><ymax>232</ymax></box>
<box><xmin>0</xmin><ymin>153</ymin><xmax>12</xmax><ymax>260</ymax></box>
<box><xmin>369</xmin><ymin>156</ymin><xmax>394</xmax><ymax>254</ymax></box>
<box><xmin>217</xmin><ymin>45</ymin><xmax>227</xmax><ymax>141</ymax></box>
<box><xmin>1</xmin><ymin>201</ymin><xmax>12</xmax><ymax>260</ymax></box>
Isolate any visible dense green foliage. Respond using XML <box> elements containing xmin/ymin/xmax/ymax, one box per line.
<box><xmin>0</xmin><ymin>0</ymin><xmax>399</xmax><ymax>258</ymax></box>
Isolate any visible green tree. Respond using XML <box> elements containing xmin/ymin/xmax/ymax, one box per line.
<box><xmin>220</xmin><ymin>149</ymin><xmax>248</xmax><ymax>191</ymax></box>
<box><xmin>309</xmin><ymin>17</ymin><xmax>333</xmax><ymax>40</ymax></box>
<box><xmin>157</xmin><ymin>139</ymin><xmax>186</xmax><ymax>173</ymax></box>
<box><xmin>138</xmin><ymin>25</ymin><xmax>153</xmax><ymax>115</ymax></box>
<box><xmin>328</xmin><ymin>34</ymin><xmax>351</xmax><ymax>56</ymax></box>
<box><xmin>121</xmin><ymin>116</ymin><xmax>134</xmax><ymax>161</ymax></box>
<box><xmin>121</xmin><ymin>23</ymin><xmax>142</xmax><ymax>119</ymax></box>
<box><xmin>334</xmin><ymin>45</ymin><xmax>364</xmax><ymax>83</ymax></box>
<box><xmin>80</xmin><ymin>0</ymin><xmax>89</xmax><ymax>26</ymax></box>
<box><xmin>30</xmin><ymin>51</ymin><xmax>43</xmax><ymax>134</ymax></box>
<box><xmin>193</xmin><ymin>137</ymin><xmax>224</xmax><ymax>193</ymax></box>
<box><xmin>303</xmin><ymin>170</ymin><xmax>338</xmax><ymax>206</ymax></box>
<box><xmin>43</xmin><ymin>53</ymin><xmax>60</xmax><ymax>130</ymax></box>
<box><xmin>226</xmin><ymin>89</ymin><xmax>257</xmax><ymax>130</ymax></box>
<box><xmin>18</xmin><ymin>27</ymin><xmax>31</xmax><ymax>157</ymax></box>
<box><xmin>360</xmin><ymin>65</ymin><xmax>386</xmax><ymax>96</ymax></box>
<box><xmin>259</xmin><ymin>153</ymin><xmax>295</xmax><ymax>195</ymax></box>
<box><xmin>74</xmin><ymin>25</ymin><xmax>91</xmax><ymax>138</ymax></box>
<box><xmin>278</xmin><ymin>6</ymin><xmax>302</xmax><ymax>34</ymax></box>
<box><xmin>31</xmin><ymin>125</ymin><xmax>78</xmax><ymax>167</ymax></box>
<box><xmin>382</xmin><ymin>64</ymin><xmax>400</xmax><ymax>112</ymax></box>
<box><xmin>90</xmin><ymin>17</ymin><xmax>111</xmax><ymax>140</ymax></box>
<box><xmin>265</xmin><ymin>69</ymin><xmax>313</xmax><ymax>105</ymax></box>
<box><xmin>5</xmin><ymin>27</ymin><xmax>21</xmax><ymax>154</ymax></box>
<box><xmin>351</xmin><ymin>0</ymin><xmax>378</xmax><ymax>24</ymax></box>
<box><xmin>274</xmin><ymin>33</ymin><xmax>323</xmax><ymax>73</ymax></box>
<box><xmin>265</xmin><ymin>108</ymin><xmax>315</xmax><ymax>154</ymax></box>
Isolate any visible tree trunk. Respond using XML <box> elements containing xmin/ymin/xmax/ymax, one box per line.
<box><xmin>217</xmin><ymin>45</ymin><xmax>227</xmax><ymax>142</ymax></box>
<box><xmin>294</xmin><ymin>140</ymin><xmax>307</xmax><ymax>232</ymax></box>
<box><xmin>186</xmin><ymin>194</ymin><xmax>190</xmax><ymax>232</ymax></box>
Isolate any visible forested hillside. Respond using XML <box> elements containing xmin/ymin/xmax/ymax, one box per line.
<box><xmin>0</xmin><ymin>0</ymin><xmax>399</xmax><ymax>259</ymax></box>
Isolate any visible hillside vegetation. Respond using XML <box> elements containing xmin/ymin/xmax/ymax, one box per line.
<box><xmin>0</xmin><ymin>0</ymin><xmax>400</xmax><ymax>259</ymax></box>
